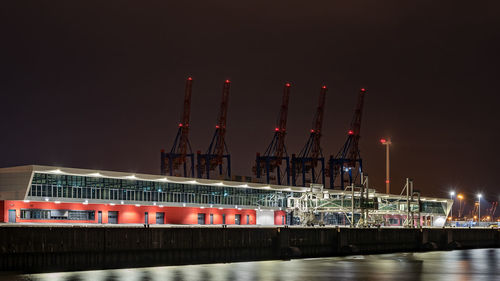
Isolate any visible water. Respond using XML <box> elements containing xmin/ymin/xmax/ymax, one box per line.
<box><xmin>5</xmin><ymin>248</ymin><xmax>500</xmax><ymax>281</ymax></box>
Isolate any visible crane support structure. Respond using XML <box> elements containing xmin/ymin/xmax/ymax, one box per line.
<box><xmin>292</xmin><ymin>85</ymin><xmax>328</xmax><ymax>186</ymax></box>
<box><xmin>254</xmin><ymin>83</ymin><xmax>291</xmax><ymax>185</ymax></box>
<box><xmin>328</xmin><ymin>88</ymin><xmax>367</xmax><ymax>189</ymax></box>
<box><xmin>161</xmin><ymin>77</ymin><xmax>195</xmax><ymax>177</ymax></box>
<box><xmin>197</xmin><ymin>80</ymin><xmax>231</xmax><ymax>179</ymax></box>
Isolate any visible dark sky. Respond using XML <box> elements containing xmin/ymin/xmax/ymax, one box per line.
<box><xmin>1</xmin><ymin>1</ymin><xmax>499</xmax><ymax>208</ymax></box>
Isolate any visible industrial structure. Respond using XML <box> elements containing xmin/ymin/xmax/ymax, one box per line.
<box><xmin>0</xmin><ymin>165</ymin><xmax>451</xmax><ymax>227</ymax></box>
<box><xmin>196</xmin><ymin>80</ymin><xmax>232</xmax><ymax>180</ymax></box>
<box><xmin>254</xmin><ymin>83</ymin><xmax>291</xmax><ymax>185</ymax></box>
<box><xmin>328</xmin><ymin>88</ymin><xmax>367</xmax><ymax>189</ymax></box>
<box><xmin>160</xmin><ymin>77</ymin><xmax>195</xmax><ymax>177</ymax></box>
<box><xmin>291</xmin><ymin>85</ymin><xmax>327</xmax><ymax>187</ymax></box>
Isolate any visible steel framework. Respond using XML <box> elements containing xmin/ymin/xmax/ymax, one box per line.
<box><xmin>328</xmin><ymin>88</ymin><xmax>367</xmax><ymax>189</ymax></box>
<box><xmin>254</xmin><ymin>83</ymin><xmax>291</xmax><ymax>185</ymax></box>
<box><xmin>161</xmin><ymin>77</ymin><xmax>195</xmax><ymax>177</ymax></box>
<box><xmin>197</xmin><ymin>80</ymin><xmax>231</xmax><ymax>179</ymax></box>
<box><xmin>291</xmin><ymin>85</ymin><xmax>328</xmax><ymax>187</ymax></box>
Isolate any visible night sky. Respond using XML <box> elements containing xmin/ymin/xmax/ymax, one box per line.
<box><xmin>1</xmin><ymin>1</ymin><xmax>499</xmax><ymax>210</ymax></box>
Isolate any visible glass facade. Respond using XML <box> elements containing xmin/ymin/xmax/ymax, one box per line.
<box><xmin>28</xmin><ymin>173</ymin><xmax>292</xmax><ymax>208</ymax></box>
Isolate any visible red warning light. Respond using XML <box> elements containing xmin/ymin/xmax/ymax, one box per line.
<box><xmin>348</xmin><ymin>130</ymin><xmax>354</xmax><ymax>135</ymax></box>
<box><xmin>360</xmin><ymin>88</ymin><xmax>366</xmax><ymax>92</ymax></box>
<box><xmin>187</xmin><ymin>77</ymin><xmax>193</xmax><ymax>81</ymax></box>
<box><xmin>225</xmin><ymin>80</ymin><xmax>230</xmax><ymax>83</ymax></box>
<box><xmin>178</xmin><ymin>123</ymin><xmax>183</xmax><ymax>127</ymax></box>
<box><xmin>322</xmin><ymin>85</ymin><xmax>327</xmax><ymax>89</ymax></box>
<box><xmin>380</xmin><ymin>138</ymin><xmax>386</xmax><ymax>144</ymax></box>
<box><xmin>216</xmin><ymin>125</ymin><xmax>220</xmax><ymax>129</ymax></box>
<box><xmin>385</xmin><ymin>180</ymin><xmax>390</xmax><ymax>184</ymax></box>
<box><xmin>285</xmin><ymin>83</ymin><xmax>291</xmax><ymax>87</ymax></box>
<box><xmin>310</xmin><ymin>129</ymin><xmax>315</xmax><ymax>133</ymax></box>
<box><xmin>275</xmin><ymin>127</ymin><xmax>280</xmax><ymax>132</ymax></box>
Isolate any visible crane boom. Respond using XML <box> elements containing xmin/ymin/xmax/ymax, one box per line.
<box><xmin>346</xmin><ymin>88</ymin><xmax>366</xmax><ymax>166</ymax></box>
<box><xmin>214</xmin><ymin>80</ymin><xmax>231</xmax><ymax>164</ymax></box>
<box><xmin>273</xmin><ymin>83</ymin><xmax>291</xmax><ymax>159</ymax></box>
<box><xmin>311</xmin><ymin>85</ymin><xmax>327</xmax><ymax>159</ymax></box>
<box><xmin>176</xmin><ymin>77</ymin><xmax>193</xmax><ymax>159</ymax></box>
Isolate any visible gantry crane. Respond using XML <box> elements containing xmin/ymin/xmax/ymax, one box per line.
<box><xmin>161</xmin><ymin>77</ymin><xmax>195</xmax><ymax>177</ymax></box>
<box><xmin>291</xmin><ymin>85</ymin><xmax>328</xmax><ymax>186</ymax></box>
<box><xmin>196</xmin><ymin>80</ymin><xmax>231</xmax><ymax>179</ymax></box>
<box><xmin>328</xmin><ymin>88</ymin><xmax>367</xmax><ymax>189</ymax></box>
<box><xmin>254</xmin><ymin>83</ymin><xmax>291</xmax><ymax>185</ymax></box>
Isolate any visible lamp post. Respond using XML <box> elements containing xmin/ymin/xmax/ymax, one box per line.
<box><xmin>477</xmin><ymin>193</ymin><xmax>482</xmax><ymax>225</ymax></box>
<box><xmin>380</xmin><ymin>138</ymin><xmax>392</xmax><ymax>194</ymax></box>
<box><xmin>449</xmin><ymin>191</ymin><xmax>455</xmax><ymax>219</ymax></box>
<box><xmin>457</xmin><ymin>194</ymin><xmax>464</xmax><ymax>218</ymax></box>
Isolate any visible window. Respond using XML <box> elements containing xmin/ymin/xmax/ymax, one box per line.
<box><xmin>210</xmin><ymin>214</ymin><xmax>214</xmax><ymax>224</ymax></box>
<box><xmin>246</xmin><ymin>215</ymin><xmax>250</xmax><ymax>224</ymax></box>
<box><xmin>20</xmin><ymin>209</ymin><xmax>94</xmax><ymax>220</ymax></box>
<box><xmin>222</xmin><ymin>214</ymin><xmax>226</xmax><ymax>225</ymax></box>
<box><xmin>235</xmin><ymin>214</ymin><xmax>241</xmax><ymax>225</ymax></box>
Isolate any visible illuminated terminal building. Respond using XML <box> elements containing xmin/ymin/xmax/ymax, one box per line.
<box><xmin>0</xmin><ymin>165</ymin><xmax>452</xmax><ymax>226</ymax></box>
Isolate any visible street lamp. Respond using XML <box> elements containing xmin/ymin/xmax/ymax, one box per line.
<box><xmin>380</xmin><ymin>138</ymin><xmax>392</xmax><ymax>194</ymax></box>
<box><xmin>477</xmin><ymin>193</ymin><xmax>482</xmax><ymax>225</ymax></box>
<box><xmin>457</xmin><ymin>194</ymin><xmax>464</xmax><ymax>218</ymax></box>
<box><xmin>449</xmin><ymin>191</ymin><xmax>455</xmax><ymax>219</ymax></box>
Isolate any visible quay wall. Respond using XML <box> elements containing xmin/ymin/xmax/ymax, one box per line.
<box><xmin>0</xmin><ymin>225</ymin><xmax>498</xmax><ymax>273</ymax></box>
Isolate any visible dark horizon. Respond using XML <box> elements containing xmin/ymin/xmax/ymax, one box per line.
<box><xmin>1</xmin><ymin>1</ymin><xmax>499</xmax><ymax>209</ymax></box>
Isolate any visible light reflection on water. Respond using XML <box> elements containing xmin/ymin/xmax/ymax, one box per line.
<box><xmin>5</xmin><ymin>248</ymin><xmax>500</xmax><ymax>281</ymax></box>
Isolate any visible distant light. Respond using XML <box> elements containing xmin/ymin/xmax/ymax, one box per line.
<box><xmin>55</xmin><ymin>201</ymin><xmax>61</xmax><ymax>204</ymax></box>
<box><xmin>135</xmin><ymin>204</ymin><xmax>141</xmax><ymax>207</ymax></box>
<box><xmin>385</xmin><ymin>180</ymin><xmax>390</xmax><ymax>184</ymax></box>
<box><xmin>153</xmin><ymin>202</ymin><xmax>156</xmax><ymax>206</ymax></box>
<box><xmin>45</xmin><ymin>197</ymin><xmax>49</xmax><ymax>202</ymax></box>
<box><xmin>310</xmin><ymin>129</ymin><xmax>315</xmax><ymax>133</ymax></box>
<box><xmin>183</xmin><ymin>203</ymin><xmax>186</xmax><ymax>207</ymax></box>
<box><xmin>110</xmin><ymin>203</ymin><xmax>116</xmax><ymax>206</ymax></box>
<box><xmin>120</xmin><ymin>201</ymin><xmax>124</xmax><ymax>204</ymax></box>
<box><xmin>348</xmin><ymin>130</ymin><xmax>354</xmax><ymax>135</ymax></box>
<box><xmin>457</xmin><ymin>194</ymin><xmax>464</xmax><ymax>199</ymax></box>
<box><xmin>219</xmin><ymin>207</ymin><xmax>223</xmax><ymax>210</ymax></box>
<box><xmin>478</xmin><ymin>193</ymin><xmax>482</xmax><ymax>198</ymax></box>
<box><xmin>187</xmin><ymin>77</ymin><xmax>193</xmax><ymax>81</ymax></box>
<box><xmin>360</xmin><ymin>88</ymin><xmax>366</xmax><ymax>92</ymax></box>
<box><xmin>23</xmin><ymin>200</ymin><xmax>30</xmax><ymax>203</ymax></box>
<box><xmin>225</xmin><ymin>79</ymin><xmax>230</xmax><ymax>83</ymax></box>
<box><xmin>237</xmin><ymin>208</ymin><xmax>242</xmax><ymax>210</ymax></box>
<box><xmin>380</xmin><ymin>138</ymin><xmax>386</xmax><ymax>143</ymax></box>
<box><xmin>275</xmin><ymin>127</ymin><xmax>279</xmax><ymax>131</ymax></box>
<box><xmin>450</xmin><ymin>191</ymin><xmax>455</xmax><ymax>196</ymax></box>
<box><xmin>200</xmin><ymin>206</ymin><xmax>205</xmax><ymax>209</ymax></box>
<box><xmin>285</xmin><ymin>83</ymin><xmax>291</xmax><ymax>87</ymax></box>
<box><xmin>83</xmin><ymin>200</ymin><xmax>88</xmax><ymax>205</ymax></box>
<box><xmin>210</xmin><ymin>204</ymin><xmax>213</xmax><ymax>208</ymax></box>
<box><xmin>216</xmin><ymin>125</ymin><xmax>220</xmax><ymax>129</ymax></box>
<box><xmin>322</xmin><ymin>85</ymin><xmax>327</xmax><ymax>89</ymax></box>
<box><xmin>178</xmin><ymin>123</ymin><xmax>183</xmax><ymax>127</ymax></box>
<box><xmin>159</xmin><ymin>205</ymin><xmax>164</xmax><ymax>208</ymax></box>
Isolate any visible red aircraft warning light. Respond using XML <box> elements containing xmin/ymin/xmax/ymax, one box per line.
<box><xmin>360</xmin><ymin>88</ymin><xmax>366</xmax><ymax>92</ymax></box>
<box><xmin>285</xmin><ymin>83</ymin><xmax>291</xmax><ymax>87</ymax></box>
<box><xmin>225</xmin><ymin>80</ymin><xmax>230</xmax><ymax>83</ymax></box>
<box><xmin>380</xmin><ymin>138</ymin><xmax>387</xmax><ymax>144</ymax></box>
<box><xmin>275</xmin><ymin>127</ymin><xmax>280</xmax><ymax>132</ymax></box>
<box><xmin>348</xmin><ymin>130</ymin><xmax>354</xmax><ymax>135</ymax></box>
<box><xmin>187</xmin><ymin>77</ymin><xmax>193</xmax><ymax>81</ymax></box>
<box><xmin>322</xmin><ymin>85</ymin><xmax>327</xmax><ymax>89</ymax></box>
<box><xmin>178</xmin><ymin>123</ymin><xmax>183</xmax><ymax>127</ymax></box>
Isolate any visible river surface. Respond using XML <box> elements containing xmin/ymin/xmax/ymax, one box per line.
<box><xmin>4</xmin><ymin>248</ymin><xmax>500</xmax><ymax>281</ymax></box>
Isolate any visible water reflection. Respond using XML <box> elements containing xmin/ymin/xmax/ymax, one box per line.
<box><xmin>6</xmin><ymin>248</ymin><xmax>500</xmax><ymax>281</ymax></box>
